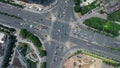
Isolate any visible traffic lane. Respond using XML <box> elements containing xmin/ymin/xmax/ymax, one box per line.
<box><xmin>70</xmin><ymin>37</ymin><xmax>120</xmax><ymax>61</ymax></box>
<box><xmin>59</xmin><ymin>23</ymin><xmax>70</xmax><ymax>43</ymax></box>
<box><xmin>50</xmin><ymin>55</ymin><xmax>62</xmax><ymax>68</ymax></box>
<box><xmin>0</xmin><ymin>2</ymin><xmax>50</xmax><ymax>18</ymax></box>
<box><xmin>44</xmin><ymin>41</ymin><xmax>63</xmax><ymax>68</ymax></box>
<box><xmin>0</xmin><ymin>2</ymin><xmax>18</xmax><ymax>9</ymax></box>
<box><xmin>52</xmin><ymin>0</ymin><xmax>67</xmax><ymax>19</ymax></box>
<box><xmin>51</xmin><ymin>21</ymin><xmax>70</xmax><ymax>43</ymax></box>
<box><xmin>0</xmin><ymin>14</ymin><xmax>23</xmax><ymax>28</ymax></box>
<box><xmin>44</xmin><ymin>41</ymin><xmax>57</xmax><ymax>68</ymax></box>
<box><xmin>72</xmin><ymin>29</ymin><xmax>95</xmax><ymax>42</ymax></box>
<box><xmin>92</xmin><ymin>32</ymin><xmax>106</xmax><ymax>45</ymax></box>
<box><xmin>0</xmin><ymin>15</ymin><xmax>46</xmax><ymax>41</ymax></box>
<box><xmin>70</xmin><ymin>36</ymin><xmax>120</xmax><ymax>56</ymax></box>
<box><xmin>54</xmin><ymin>43</ymin><xmax>64</xmax><ymax>57</ymax></box>
<box><xmin>62</xmin><ymin>0</ymin><xmax>75</xmax><ymax>22</ymax></box>
<box><xmin>34</xmin><ymin>26</ymin><xmax>51</xmax><ymax>36</ymax></box>
<box><xmin>0</xmin><ymin>3</ymin><xmax>52</xmax><ymax>26</ymax></box>
<box><xmin>104</xmin><ymin>37</ymin><xmax>120</xmax><ymax>48</ymax></box>
<box><xmin>69</xmin><ymin>0</ymin><xmax>77</xmax><ymax>21</ymax></box>
<box><xmin>92</xmin><ymin>32</ymin><xmax>120</xmax><ymax>48</ymax></box>
<box><xmin>71</xmin><ymin>27</ymin><xmax>120</xmax><ymax>48</ymax></box>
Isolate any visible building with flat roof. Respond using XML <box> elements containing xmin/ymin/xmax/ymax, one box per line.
<box><xmin>80</xmin><ymin>0</ymin><xmax>95</xmax><ymax>6</ymax></box>
<box><xmin>0</xmin><ymin>33</ymin><xmax>5</xmax><ymax>44</ymax></box>
<box><xmin>102</xmin><ymin>0</ymin><xmax>120</xmax><ymax>13</ymax></box>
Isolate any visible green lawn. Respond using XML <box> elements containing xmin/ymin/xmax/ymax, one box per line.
<box><xmin>20</xmin><ymin>29</ymin><xmax>42</xmax><ymax>48</ymax></box>
<box><xmin>18</xmin><ymin>42</ymin><xmax>29</xmax><ymax>56</ymax></box>
<box><xmin>39</xmin><ymin>50</ymin><xmax>47</xmax><ymax>57</ymax></box>
<box><xmin>40</xmin><ymin>62</ymin><xmax>46</xmax><ymax>68</ymax></box>
<box><xmin>20</xmin><ymin>29</ymin><xmax>47</xmax><ymax>57</ymax></box>
<box><xmin>110</xmin><ymin>47</ymin><xmax>120</xmax><ymax>52</ymax></box>
<box><xmin>27</xmin><ymin>59</ymin><xmax>37</xmax><ymax>68</ymax></box>
<box><xmin>108</xmin><ymin>9</ymin><xmax>120</xmax><ymax>22</ymax></box>
<box><xmin>73</xmin><ymin>0</ymin><xmax>99</xmax><ymax>15</ymax></box>
<box><xmin>83</xmin><ymin>17</ymin><xmax>120</xmax><ymax>37</ymax></box>
<box><xmin>81</xmin><ymin>1</ymin><xmax>98</xmax><ymax>15</ymax></box>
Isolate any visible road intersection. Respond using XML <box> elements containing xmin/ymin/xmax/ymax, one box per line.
<box><xmin>0</xmin><ymin>0</ymin><xmax>120</xmax><ymax>68</ymax></box>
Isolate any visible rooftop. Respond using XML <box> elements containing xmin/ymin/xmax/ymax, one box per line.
<box><xmin>102</xmin><ymin>0</ymin><xmax>120</xmax><ymax>13</ymax></box>
<box><xmin>81</xmin><ymin>0</ymin><xmax>95</xmax><ymax>6</ymax></box>
<box><xmin>0</xmin><ymin>33</ymin><xmax>5</xmax><ymax>43</ymax></box>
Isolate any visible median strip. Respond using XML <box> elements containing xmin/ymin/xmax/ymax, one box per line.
<box><xmin>0</xmin><ymin>11</ymin><xmax>23</xmax><ymax>20</ymax></box>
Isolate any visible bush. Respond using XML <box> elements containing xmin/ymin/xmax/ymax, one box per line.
<box><xmin>74</xmin><ymin>5</ymin><xmax>81</xmax><ymax>12</ymax></box>
<box><xmin>74</xmin><ymin>0</ymin><xmax>80</xmax><ymax>5</ymax></box>
<box><xmin>73</xmin><ymin>0</ymin><xmax>99</xmax><ymax>15</ymax></box>
<box><xmin>20</xmin><ymin>29</ymin><xmax>42</xmax><ymax>47</ymax></box>
<box><xmin>0</xmin><ymin>24</ymin><xmax>16</xmax><ymax>34</ymax></box>
<box><xmin>80</xmin><ymin>1</ymin><xmax>97</xmax><ymax>15</ymax></box>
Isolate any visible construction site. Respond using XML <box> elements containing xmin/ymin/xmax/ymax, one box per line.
<box><xmin>62</xmin><ymin>54</ymin><xmax>114</xmax><ymax>68</ymax></box>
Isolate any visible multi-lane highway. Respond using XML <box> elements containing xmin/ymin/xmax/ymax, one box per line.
<box><xmin>0</xmin><ymin>0</ymin><xmax>120</xmax><ymax>68</ymax></box>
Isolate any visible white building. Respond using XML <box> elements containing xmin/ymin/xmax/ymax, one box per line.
<box><xmin>80</xmin><ymin>0</ymin><xmax>95</xmax><ymax>6</ymax></box>
<box><xmin>0</xmin><ymin>33</ymin><xmax>5</xmax><ymax>43</ymax></box>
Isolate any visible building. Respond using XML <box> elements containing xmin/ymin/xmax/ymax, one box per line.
<box><xmin>80</xmin><ymin>0</ymin><xmax>95</xmax><ymax>6</ymax></box>
<box><xmin>102</xmin><ymin>0</ymin><xmax>120</xmax><ymax>13</ymax></box>
<box><xmin>0</xmin><ymin>33</ymin><xmax>5</xmax><ymax>44</ymax></box>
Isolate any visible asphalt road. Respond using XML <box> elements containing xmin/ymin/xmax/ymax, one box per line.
<box><xmin>0</xmin><ymin>0</ymin><xmax>120</xmax><ymax>68</ymax></box>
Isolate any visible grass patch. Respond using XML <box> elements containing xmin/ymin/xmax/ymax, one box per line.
<box><xmin>108</xmin><ymin>9</ymin><xmax>120</xmax><ymax>22</ymax></box>
<box><xmin>39</xmin><ymin>50</ymin><xmax>47</xmax><ymax>57</ymax></box>
<box><xmin>20</xmin><ymin>29</ymin><xmax>42</xmax><ymax>48</ymax></box>
<box><xmin>110</xmin><ymin>47</ymin><xmax>120</xmax><ymax>52</ymax></box>
<box><xmin>80</xmin><ymin>1</ymin><xmax>98</xmax><ymax>15</ymax></box>
<box><xmin>40</xmin><ymin>62</ymin><xmax>46</xmax><ymax>68</ymax></box>
<box><xmin>27</xmin><ymin>59</ymin><xmax>37</xmax><ymax>68</ymax></box>
<box><xmin>20</xmin><ymin>29</ymin><xmax>47</xmax><ymax>57</ymax></box>
<box><xmin>18</xmin><ymin>42</ymin><xmax>29</xmax><ymax>56</ymax></box>
<box><xmin>73</xmin><ymin>0</ymin><xmax>99</xmax><ymax>15</ymax></box>
<box><xmin>83</xmin><ymin>17</ymin><xmax>120</xmax><ymax>37</ymax></box>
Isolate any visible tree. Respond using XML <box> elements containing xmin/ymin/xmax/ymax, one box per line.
<box><xmin>74</xmin><ymin>5</ymin><xmax>82</xmax><ymax>12</ymax></box>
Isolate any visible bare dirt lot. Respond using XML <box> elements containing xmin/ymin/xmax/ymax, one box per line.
<box><xmin>63</xmin><ymin>54</ymin><xmax>103</xmax><ymax>68</ymax></box>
